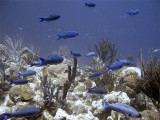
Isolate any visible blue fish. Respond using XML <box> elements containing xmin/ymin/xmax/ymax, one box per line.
<box><xmin>39</xmin><ymin>14</ymin><xmax>60</xmax><ymax>22</ymax></box>
<box><xmin>107</xmin><ymin>60</ymin><xmax>123</xmax><ymax>72</ymax></box>
<box><xmin>85</xmin><ymin>52</ymin><xmax>96</xmax><ymax>57</ymax></box>
<box><xmin>88</xmin><ymin>72</ymin><xmax>101</xmax><ymax>78</ymax></box>
<box><xmin>85</xmin><ymin>2</ymin><xmax>96</xmax><ymax>7</ymax></box>
<box><xmin>133</xmin><ymin>9</ymin><xmax>139</xmax><ymax>15</ymax></box>
<box><xmin>17</xmin><ymin>70</ymin><xmax>36</xmax><ymax>77</ymax></box>
<box><xmin>102</xmin><ymin>100</ymin><xmax>141</xmax><ymax>118</ymax></box>
<box><xmin>8</xmin><ymin>78</ymin><xmax>28</xmax><ymax>86</ymax></box>
<box><xmin>39</xmin><ymin>54</ymin><xmax>64</xmax><ymax>66</ymax></box>
<box><xmin>30</xmin><ymin>60</ymin><xmax>41</xmax><ymax>67</ymax></box>
<box><xmin>118</xmin><ymin>59</ymin><xmax>133</xmax><ymax>66</ymax></box>
<box><xmin>127</xmin><ymin>9</ymin><xmax>139</xmax><ymax>16</ymax></box>
<box><xmin>0</xmin><ymin>106</ymin><xmax>41</xmax><ymax>120</ymax></box>
<box><xmin>57</xmin><ymin>31</ymin><xmax>78</xmax><ymax>40</ymax></box>
<box><xmin>85</xmin><ymin>88</ymin><xmax>107</xmax><ymax>95</ymax></box>
<box><xmin>70</xmin><ymin>51</ymin><xmax>81</xmax><ymax>57</ymax></box>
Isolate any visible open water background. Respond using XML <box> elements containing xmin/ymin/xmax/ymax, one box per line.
<box><xmin>0</xmin><ymin>0</ymin><xmax>159</xmax><ymax>65</ymax></box>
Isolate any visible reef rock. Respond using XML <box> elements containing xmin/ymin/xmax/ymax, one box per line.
<box><xmin>47</xmin><ymin>63</ymin><xmax>68</xmax><ymax>86</ymax></box>
<box><xmin>9</xmin><ymin>85</ymin><xmax>34</xmax><ymax>102</ymax></box>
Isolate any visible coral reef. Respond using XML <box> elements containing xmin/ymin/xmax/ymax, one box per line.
<box><xmin>0</xmin><ymin>44</ymin><xmax>160</xmax><ymax>120</ymax></box>
<box><xmin>137</xmin><ymin>49</ymin><xmax>160</xmax><ymax>111</ymax></box>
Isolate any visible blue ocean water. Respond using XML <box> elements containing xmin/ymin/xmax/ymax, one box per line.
<box><xmin>0</xmin><ymin>0</ymin><xmax>159</xmax><ymax>65</ymax></box>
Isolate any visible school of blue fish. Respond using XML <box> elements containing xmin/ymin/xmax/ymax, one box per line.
<box><xmin>0</xmin><ymin>1</ymin><xmax>142</xmax><ymax>119</ymax></box>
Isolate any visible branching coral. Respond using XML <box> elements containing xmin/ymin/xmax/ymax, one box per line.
<box><xmin>0</xmin><ymin>35</ymin><xmax>23</xmax><ymax>62</ymax></box>
<box><xmin>89</xmin><ymin>39</ymin><xmax>120</xmax><ymax>65</ymax></box>
<box><xmin>90</xmin><ymin>56</ymin><xmax>106</xmax><ymax>72</ymax></box>
<box><xmin>0</xmin><ymin>58</ymin><xmax>8</xmax><ymax>103</ymax></box>
<box><xmin>90</xmin><ymin>68</ymin><xmax>115</xmax><ymax>93</ymax></box>
<box><xmin>62</xmin><ymin>56</ymin><xmax>77</xmax><ymax>100</ymax></box>
<box><xmin>137</xmin><ymin>48</ymin><xmax>160</xmax><ymax>111</ymax></box>
<box><xmin>52</xmin><ymin>45</ymin><xmax>70</xmax><ymax>59</ymax></box>
<box><xmin>40</xmin><ymin>68</ymin><xmax>56</xmax><ymax>111</ymax></box>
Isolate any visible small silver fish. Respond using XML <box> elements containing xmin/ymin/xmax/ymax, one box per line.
<box><xmin>153</xmin><ymin>49</ymin><xmax>160</xmax><ymax>53</ymax></box>
<box><xmin>85</xmin><ymin>52</ymin><xmax>96</xmax><ymax>57</ymax></box>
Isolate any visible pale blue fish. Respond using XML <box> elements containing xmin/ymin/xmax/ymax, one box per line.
<box><xmin>153</xmin><ymin>49</ymin><xmax>160</xmax><ymax>53</ymax></box>
<box><xmin>57</xmin><ymin>31</ymin><xmax>78</xmax><ymax>40</ymax></box>
<box><xmin>85</xmin><ymin>52</ymin><xmax>96</xmax><ymax>57</ymax></box>
<box><xmin>17</xmin><ymin>70</ymin><xmax>36</xmax><ymax>77</ymax></box>
<box><xmin>0</xmin><ymin>106</ymin><xmax>41</xmax><ymax>120</ymax></box>
<box><xmin>8</xmin><ymin>78</ymin><xmax>28</xmax><ymax>86</ymax></box>
<box><xmin>39</xmin><ymin>14</ymin><xmax>60</xmax><ymax>22</ymax></box>
<box><xmin>102</xmin><ymin>100</ymin><xmax>141</xmax><ymax>118</ymax></box>
<box><xmin>88</xmin><ymin>72</ymin><xmax>101</xmax><ymax>78</ymax></box>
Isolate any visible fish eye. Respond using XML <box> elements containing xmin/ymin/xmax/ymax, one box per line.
<box><xmin>138</xmin><ymin>113</ymin><xmax>142</xmax><ymax>118</ymax></box>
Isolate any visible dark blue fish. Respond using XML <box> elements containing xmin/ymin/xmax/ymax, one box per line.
<box><xmin>88</xmin><ymin>72</ymin><xmax>101</xmax><ymax>78</ymax></box>
<box><xmin>85</xmin><ymin>88</ymin><xmax>107</xmax><ymax>95</ymax></box>
<box><xmin>39</xmin><ymin>54</ymin><xmax>64</xmax><ymax>66</ymax></box>
<box><xmin>30</xmin><ymin>60</ymin><xmax>41</xmax><ymax>67</ymax></box>
<box><xmin>85</xmin><ymin>52</ymin><xmax>96</xmax><ymax>57</ymax></box>
<box><xmin>39</xmin><ymin>14</ymin><xmax>60</xmax><ymax>22</ymax></box>
<box><xmin>0</xmin><ymin>106</ymin><xmax>41</xmax><ymax>120</ymax></box>
<box><xmin>133</xmin><ymin>9</ymin><xmax>139</xmax><ymax>15</ymax></box>
<box><xmin>57</xmin><ymin>31</ymin><xmax>78</xmax><ymax>40</ymax></box>
<box><xmin>70</xmin><ymin>51</ymin><xmax>81</xmax><ymax>57</ymax></box>
<box><xmin>8</xmin><ymin>78</ymin><xmax>28</xmax><ymax>86</ymax></box>
<box><xmin>127</xmin><ymin>10</ymin><xmax>134</xmax><ymax>16</ymax></box>
<box><xmin>85</xmin><ymin>2</ymin><xmax>96</xmax><ymax>7</ymax></box>
<box><xmin>107</xmin><ymin>60</ymin><xmax>123</xmax><ymax>72</ymax></box>
<box><xmin>102</xmin><ymin>100</ymin><xmax>141</xmax><ymax>118</ymax></box>
<box><xmin>127</xmin><ymin>9</ymin><xmax>139</xmax><ymax>16</ymax></box>
<box><xmin>17</xmin><ymin>70</ymin><xmax>36</xmax><ymax>77</ymax></box>
<box><xmin>118</xmin><ymin>59</ymin><xmax>133</xmax><ymax>66</ymax></box>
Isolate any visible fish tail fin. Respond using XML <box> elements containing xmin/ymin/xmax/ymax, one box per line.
<box><xmin>39</xmin><ymin>58</ymin><xmax>45</xmax><ymax>66</ymax></box>
<box><xmin>57</xmin><ymin>35</ymin><xmax>61</xmax><ymax>40</ymax></box>
<box><xmin>8</xmin><ymin>79</ymin><xmax>13</xmax><ymax>86</ymax></box>
<box><xmin>39</xmin><ymin>18</ymin><xmax>44</xmax><ymax>22</ymax></box>
<box><xmin>85</xmin><ymin>88</ymin><xmax>90</xmax><ymax>95</ymax></box>
<box><xmin>30</xmin><ymin>63</ymin><xmax>33</xmax><ymax>67</ymax></box>
<box><xmin>70</xmin><ymin>51</ymin><xmax>73</xmax><ymax>55</ymax></box>
<box><xmin>85</xmin><ymin>3</ymin><xmax>88</xmax><ymax>6</ymax></box>
<box><xmin>106</xmin><ymin>66</ymin><xmax>110</xmax><ymax>72</ymax></box>
<box><xmin>1</xmin><ymin>113</ymin><xmax>12</xmax><ymax>119</ymax></box>
<box><xmin>102</xmin><ymin>100</ymin><xmax>109</xmax><ymax>110</ymax></box>
<box><xmin>17</xmin><ymin>72</ymin><xmax>21</xmax><ymax>77</ymax></box>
